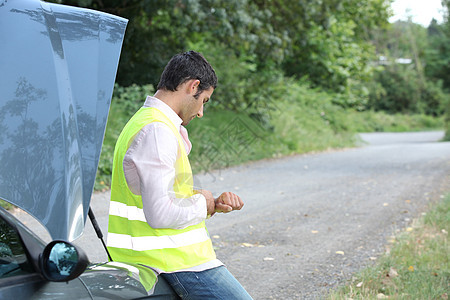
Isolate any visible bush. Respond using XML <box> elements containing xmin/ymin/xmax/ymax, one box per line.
<box><xmin>368</xmin><ymin>65</ymin><xmax>447</xmax><ymax>116</ymax></box>
<box><xmin>188</xmin><ymin>39</ymin><xmax>287</xmax><ymax>130</ymax></box>
<box><xmin>444</xmin><ymin>97</ymin><xmax>450</xmax><ymax>141</ymax></box>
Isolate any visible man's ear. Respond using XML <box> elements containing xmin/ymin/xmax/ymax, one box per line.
<box><xmin>186</xmin><ymin>79</ymin><xmax>200</xmax><ymax>95</ymax></box>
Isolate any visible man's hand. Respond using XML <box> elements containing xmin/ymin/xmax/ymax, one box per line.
<box><xmin>198</xmin><ymin>189</ymin><xmax>217</xmax><ymax>217</ymax></box>
<box><xmin>198</xmin><ymin>190</ymin><xmax>243</xmax><ymax>217</ymax></box>
<box><xmin>214</xmin><ymin>192</ymin><xmax>243</xmax><ymax>213</ymax></box>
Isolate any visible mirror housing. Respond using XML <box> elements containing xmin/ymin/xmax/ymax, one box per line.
<box><xmin>39</xmin><ymin>240</ymin><xmax>88</xmax><ymax>282</ymax></box>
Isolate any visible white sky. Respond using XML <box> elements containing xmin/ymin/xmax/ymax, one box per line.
<box><xmin>389</xmin><ymin>0</ymin><xmax>444</xmax><ymax>26</ymax></box>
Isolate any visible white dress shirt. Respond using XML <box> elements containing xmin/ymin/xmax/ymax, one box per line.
<box><xmin>122</xmin><ymin>96</ymin><xmax>222</xmax><ymax>272</ymax></box>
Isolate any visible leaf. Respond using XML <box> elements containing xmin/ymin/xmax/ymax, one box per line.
<box><xmin>335</xmin><ymin>251</ymin><xmax>345</xmax><ymax>255</ymax></box>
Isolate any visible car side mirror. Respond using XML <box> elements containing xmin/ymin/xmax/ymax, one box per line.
<box><xmin>39</xmin><ymin>240</ymin><xmax>88</xmax><ymax>282</ymax></box>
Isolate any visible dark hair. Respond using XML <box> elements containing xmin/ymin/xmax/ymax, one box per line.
<box><xmin>156</xmin><ymin>51</ymin><xmax>217</xmax><ymax>97</ymax></box>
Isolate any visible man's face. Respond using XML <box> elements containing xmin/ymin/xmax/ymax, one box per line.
<box><xmin>180</xmin><ymin>87</ymin><xmax>214</xmax><ymax>126</ymax></box>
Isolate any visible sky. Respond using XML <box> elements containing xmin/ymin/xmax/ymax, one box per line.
<box><xmin>389</xmin><ymin>0</ymin><xmax>445</xmax><ymax>26</ymax></box>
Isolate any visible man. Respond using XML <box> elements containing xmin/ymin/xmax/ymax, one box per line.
<box><xmin>107</xmin><ymin>51</ymin><xmax>252</xmax><ymax>299</ymax></box>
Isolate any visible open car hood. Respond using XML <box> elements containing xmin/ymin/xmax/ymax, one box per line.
<box><xmin>0</xmin><ymin>0</ymin><xmax>127</xmax><ymax>241</ymax></box>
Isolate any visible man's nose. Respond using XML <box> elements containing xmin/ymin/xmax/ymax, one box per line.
<box><xmin>197</xmin><ymin>104</ymin><xmax>204</xmax><ymax>118</ymax></box>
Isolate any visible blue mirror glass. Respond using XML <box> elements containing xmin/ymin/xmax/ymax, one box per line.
<box><xmin>45</xmin><ymin>242</ymin><xmax>78</xmax><ymax>280</ymax></box>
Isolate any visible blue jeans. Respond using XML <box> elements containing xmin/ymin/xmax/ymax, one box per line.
<box><xmin>160</xmin><ymin>266</ymin><xmax>253</xmax><ymax>299</ymax></box>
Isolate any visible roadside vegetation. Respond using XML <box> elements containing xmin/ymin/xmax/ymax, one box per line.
<box><xmin>328</xmin><ymin>193</ymin><xmax>450</xmax><ymax>300</ymax></box>
<box><xmin>94</xmin><ymin>80</ymin><xmax>444</xmax><ymax>190</ymax></box>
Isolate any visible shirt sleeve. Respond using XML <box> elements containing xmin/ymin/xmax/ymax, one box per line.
<box><xmin>123</xmin><ymin>122</ymin><xmax>207</xmax><ymax>230</ymax></box>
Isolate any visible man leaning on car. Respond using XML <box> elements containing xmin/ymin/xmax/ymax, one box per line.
<box><xmin>106</xmin><ymin>51</ymin><xmax>253</xmax><ymax>299</ymax></box>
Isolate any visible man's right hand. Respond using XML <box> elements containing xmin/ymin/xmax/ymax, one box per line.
<box><xmin>199</xmin><ymin>189</ymin><xmax>232</xmax><ymax>217</ymax></box>
<box><xmin>214</xmin><ymin>192</ymin><xmax>243</xmax><ymax>213</ymax></box>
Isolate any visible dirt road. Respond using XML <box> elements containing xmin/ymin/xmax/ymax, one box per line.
<box><xmin>16</xmin><ymin>131</ymin><xmax>450</xmax><ymax>299</ymax></box>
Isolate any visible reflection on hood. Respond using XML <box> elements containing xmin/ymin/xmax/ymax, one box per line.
<box><xmin>0</xmin><ymin>0</ymin><xmax>127</xmax><ymax>241</ymax></box>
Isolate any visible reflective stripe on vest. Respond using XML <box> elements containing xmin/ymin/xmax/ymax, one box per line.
<box><xmin>107</xmin><ymin>107</ymin><xmax>216</xmax><ymax>272</ymax></box>
<box><xmin>107</xmin><ymin>227</ymin><xmax>210</xmax><ymax>251</ymax></box>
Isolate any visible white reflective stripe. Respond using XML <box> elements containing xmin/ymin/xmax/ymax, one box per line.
<box><xmin>109</xmin><ymin>201</ymin><xmax>147</xmax><ymax>222</ymax></box>
<box><xmin>107</xmin><ymin>228</ymin><xmax>210</xmax><ymax>251</ymax></box>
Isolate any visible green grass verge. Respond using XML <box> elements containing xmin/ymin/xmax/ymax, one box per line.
<box><xmin>328</xmin><ymin>194</ymin><xmax>450</xmax><ymax>300</ymax></box>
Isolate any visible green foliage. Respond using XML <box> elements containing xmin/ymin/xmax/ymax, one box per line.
<box><xmin>49</xmin><ymin>0</ymin><xmax>390</xmax><ymax>96</ymax></box>
<box><xmin>95</xmin><ymin>84</ymin><xmax>154</xmax><ymax>190</ymax></box>
<box><xmin>279</xmin><ymin>0</ymin><xmax>391</xmax><ymax>97</ymax></box>
<box><xmin>425</xmin><ymin>14</ymin><xmax>450</xmax><ymax>91</ymax></box>
<box><xmin>187</xmin><ymin>39</ymin><xmax>257</xmax><ymax>111</ymax></box>
<box><xmin>186</xmin><ymin>78</ymin><xmax>360</xmax><ymax>173</ymax></box>
<box><xmin>368</xmin><ymin>64</ymin><xmax>448</xmax><ymax>116</ymax></box>
<box><xmin>348</xmin><ymin>111</ymin><xmax>443</xmax><ymax>132</ymax></box>
<box><xmin>369</xmin><ymin>65</ymin><xmax>420</xmax><ymax>113</ymax></box>
<box><xmin>368</xmin><ymin>18</ymin><xmax>450</xmax><ymax>117</ymax></box>
<box><xmin>284</xmin><ymin>18</ymin><xmax>374</xmax><ymax>93</ymax></box>
<box><xmin>187</xmin><ymin>38</ymin><xmax>287</xmax><ymax>128</ymax></box>
<box><xmin>112</xmin><ymin>84</ymin><xmax>154</xmax><ymax>112</ymax></box>
<box><xmin>444</xmin><ymin>97</ymin><xmax>450</xmax><ymax>141</ymax></box>
<box><xmin>373</xmin><ymin>21</ymin><xmax>428</xmax><ymax>60</ymax></box>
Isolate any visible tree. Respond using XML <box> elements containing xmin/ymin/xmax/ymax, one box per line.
<box><xmin>50</xmin><ymin>0</ymin><xmax>392</xmax><ymax>95</ymax></box>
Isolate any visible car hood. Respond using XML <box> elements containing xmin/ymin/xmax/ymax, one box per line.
<box><xmin>0</xmin><ymin>0</ymin><xmax>127</xmax><ymax>241</ymax></box>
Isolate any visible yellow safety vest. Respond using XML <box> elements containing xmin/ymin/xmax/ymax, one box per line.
<box><xmin>107</xmin><ymin>107</ymin><xmax>215</xmax><ymax>272</ymax></box>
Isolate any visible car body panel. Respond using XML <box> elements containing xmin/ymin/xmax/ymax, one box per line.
<box><xmin>0</xmin><ymin>0</ymin><xmax>127</xmax><ymax>241</ymax></box>
<box><xmin>80</xmin><ymin>263</ymin><xmax>178</xmax><ymax>299</ymax></box>
<box><xmin>0</xmin><ymin>276</ymin><xmax>91</xmax><ymax>300</ymax></box>
<box><xmin>0</xmin><ymin>206</ymin><xmax>178</xmax><ymax>299</ymax></box>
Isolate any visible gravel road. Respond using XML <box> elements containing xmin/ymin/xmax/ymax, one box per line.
<box><xmin>14</xmin><ymin>131</ymin><xmax>450</xmax><ymax>299</ymax></box>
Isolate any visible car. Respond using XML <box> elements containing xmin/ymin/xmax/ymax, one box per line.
<box><xmin>0</xmin><ymin>205</ymin><xmax>177</xmax><ymax>299</ymax></box>
<box><xmin>0</xmin><ymin>0</ymin><xmax>178</xmax><ymax>298</ymax></box>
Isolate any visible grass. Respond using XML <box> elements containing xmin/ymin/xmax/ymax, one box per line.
<box><xmin>328</xmin><ymin>194</ymin><xmax>450</xmax><ymax>300</ymax></box>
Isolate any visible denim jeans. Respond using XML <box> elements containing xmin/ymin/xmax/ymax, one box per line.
<box><xmin>160</xmin><ymin>266</ymin><xmax>253</xmax><ymax>299</ymax></box>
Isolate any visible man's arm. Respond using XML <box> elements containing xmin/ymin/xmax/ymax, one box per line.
<box><xmin>124</xmin><ymin>122</ymin><xmax>207</xmax><ymax>229</ymax></box>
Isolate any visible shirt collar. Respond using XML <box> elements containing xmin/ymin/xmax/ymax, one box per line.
<box><xmin>143</xmin><ymin>96</ymin><xmax>183</xmax><ymax>129</ymax></box>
